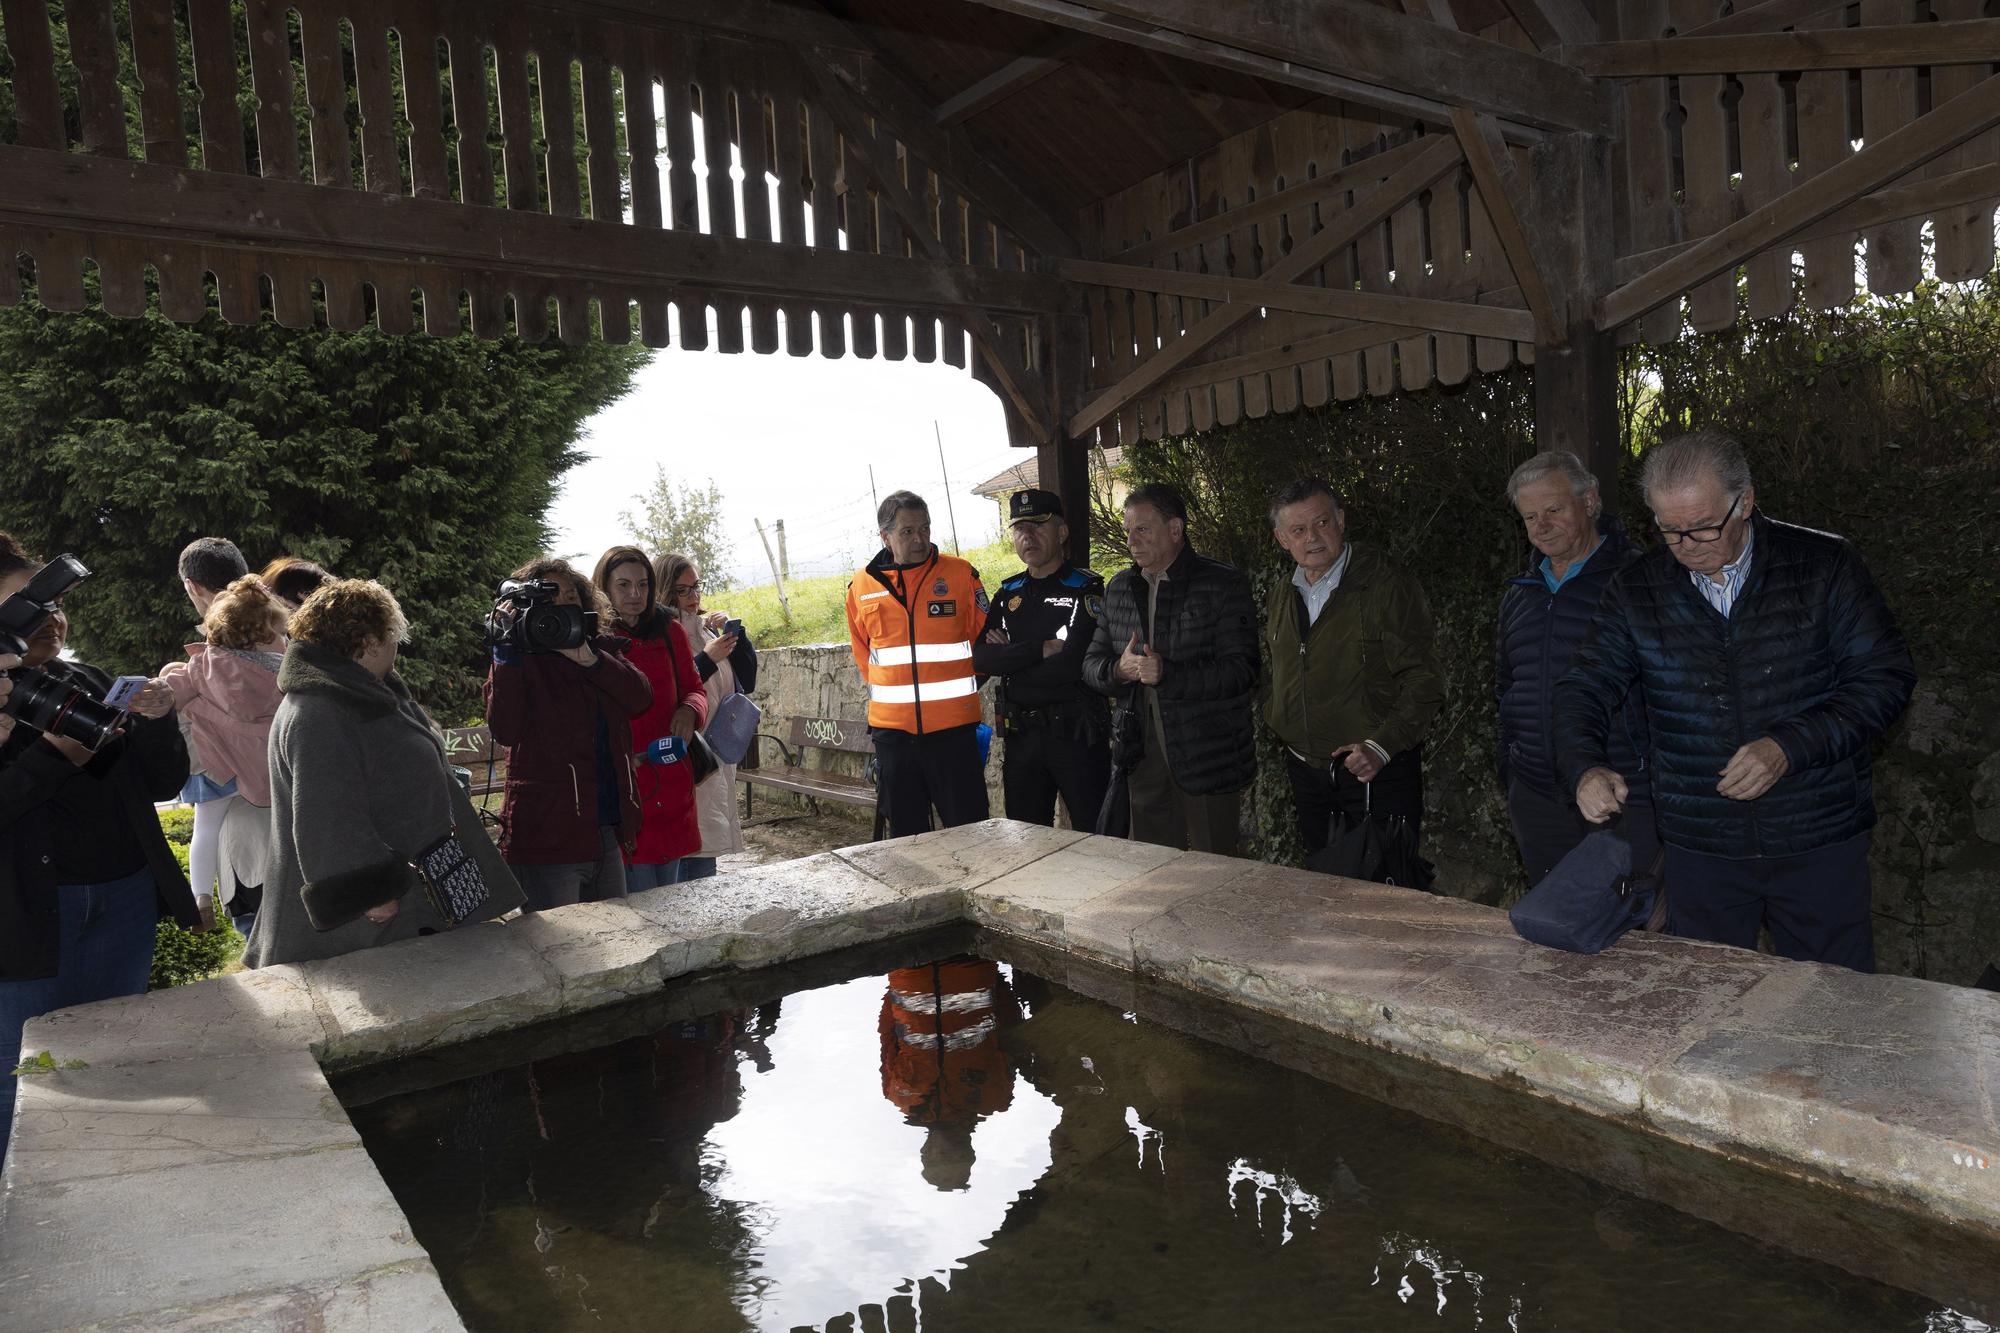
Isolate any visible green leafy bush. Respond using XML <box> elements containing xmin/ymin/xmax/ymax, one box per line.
<box><xmin>149</xmin><ymin>920</ymin><xmax>244</xmax><ymax>991</ymax></box>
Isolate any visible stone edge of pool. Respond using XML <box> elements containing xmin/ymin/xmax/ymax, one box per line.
<box><xmin>0</xmin><ymin>819</ymin><xmax>1994</xmax><ymax>1331</ymax></box>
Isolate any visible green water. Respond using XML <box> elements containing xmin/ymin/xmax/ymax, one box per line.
<box><xmin>347</xmin><ymin>958</ymin><xmax>1987</xmax><ymax>1332</ymax></box>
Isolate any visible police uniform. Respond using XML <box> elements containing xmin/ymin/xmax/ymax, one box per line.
<box><xmin>845</xmin><ymin>542</ymin><xmax>991</xmax><ymax>838</ymax></box>
<box><xmin>972</xmin><ymin>490</ymin><xmax>1111</xmax><ymax>829</ymax></box>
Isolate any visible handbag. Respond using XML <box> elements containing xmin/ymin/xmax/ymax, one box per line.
<box><xmin>687</xmin><ymin>728</ymin><xmax>721</xmax><ymax>785</ymax></box>
<box><xmin>1509</xmin><ymin>826</ymin><xmax>1669</xmax><ymax>954</ymax></box>
<box><xmin>410</xmin><ymin>825</ymin><xmax>492</xmax><ymax>928</ymax></box>
<box><xmin>704</xmin><ymin>691</ymin><xmax>761</xmax><ymax>765</ymax></box>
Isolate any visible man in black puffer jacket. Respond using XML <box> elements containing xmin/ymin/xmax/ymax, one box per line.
<box><xmin>1084</xmin><ymin>483</ymin><xmax>1258</xmax><ymax>855</ymax></box>
<box><xmin>1555</xmin><ymin>432</ymin><xmax>1915</xmax><ymax>971</ymax></box>
<box><xmin>1495</xmin><ymin>451</ymin><xmax>1654</xmax><ymax>886</ymax></box>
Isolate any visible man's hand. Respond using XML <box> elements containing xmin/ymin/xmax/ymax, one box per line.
<box><xmin>1115</xmin><ymin>633</ymin><xmax>1162</xmax><ymax>685</ymax></box>
<box><xmin>1718</xmin><ymin>737</ymin><xmax>1789</xmax><ymax>801</ymax></box>
<box><xmin>1041</xmin><ymin>639</ymin><xmax>1063</xmax><ymax>659</ymax></box>
<box><xmin>42</xmin><ymin>733</ymin><xmax>97</xmax><ymax>767</ymax></box>
<box><xmin>984</xmin><ymin>626</ymin><xmax>1009</xmax><ymax>644</ymax></box>
<box><xmin>561</xmin><ymin>643</ymin><xmax>598</xmax><ymax>668</ymax></box>
<box><xmin>1330</xmin><ymin>742</ymin><xmax>1383</xmax><ymax>783</ymax></box>
<box><xmin>669</xmin><ymin>703</ymin><xmax>698</xmax><ymax>742</ymax></box>
<box><xmin>364</xmin><ymin>898</ymin><xmax>400</xmax><ymax>924</ymax></box>
<box><xmin>1576</xmin><ymin>766</ymin><xmax>1627</xmax><ymax>823</ymax></box>
<box><xmin>704</xmin><ymin>632</ymin><xmax>739</xmax><ymax>664</ymax></box>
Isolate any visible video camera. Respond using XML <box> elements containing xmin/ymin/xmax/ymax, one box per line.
<box><xmin>484</xmin><ymin>578</ymin><xmax>596</xmax><ymax>655</ymax></box>
<box><xmin>0</xmin><ymin>554</ymin><xmax>126</xmax><ymax>751</ymax></box>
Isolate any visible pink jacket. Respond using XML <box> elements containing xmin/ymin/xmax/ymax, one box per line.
<box><xmin>158</xmin><ymin>644</ymin><xmax>283</xmax><ymax>806</ymax></box>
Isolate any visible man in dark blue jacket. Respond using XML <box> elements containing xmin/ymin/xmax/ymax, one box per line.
<box><xmin>1495</xmin><ymin>451</ymin><xmax>1654</xmax><ymax>886</ymax></box>
<box><xmin>1554</xmin><ymin>432</ymin><xmax>1915</xmax><ymax>971</ymax></box>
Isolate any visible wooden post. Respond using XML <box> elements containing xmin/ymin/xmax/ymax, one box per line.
<box><xmin>756</xmin><ymin>518</ymin><xmax>793</xmax><ymax>624</ymax></box>
<box><xmin>1529</xmin><ymin>132</ymin><xmax>1622</xmax><ymax>503</ymax></box>
<box><xmin>775</xmin><ymin>519</ymin><xmax>789</xmax><ymax>581</ymax></box>
<box><xmin>1040</xmin><ymin>297</ymin><xmax>1096</xmax><ymax>569</ymax></box>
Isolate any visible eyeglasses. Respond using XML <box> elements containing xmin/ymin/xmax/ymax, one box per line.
<box><xmin>1654</xmin><ymin>492</ymin><xmax>1744</xmax><ymax>546</ymax></box>
<box><xmin>670</xmin><ymin>582</ymin><xmax>701</xmax><ymax>596</ymax></box>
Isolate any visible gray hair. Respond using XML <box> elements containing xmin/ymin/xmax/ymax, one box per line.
<box><xmin>1642</xmin><ymin>431</ymin><xmax>1753</xmax><ymax>502</ymax></box>
<box><xmin>1505</xmin><ymin>451</ymin><xmax>1599</xmax><ymax>514</ymax></box>
<box><xmin>1267</xmin><ymin>476</ymin><xmax>1344</xmax><ymax>529</ymax></box>
<box><xmin>877</xmin><ymin>489</ymin><xmax>928</xmax><ymax>533</ymax></box>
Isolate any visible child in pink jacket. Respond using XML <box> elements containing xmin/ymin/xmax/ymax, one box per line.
<box><xmin>149</xmin><ymin>577</ymin><xmax>288</xmax><ymax>926</ymax></box>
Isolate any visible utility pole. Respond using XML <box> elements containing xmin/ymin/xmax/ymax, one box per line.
<box><xmin>775</xmin><ymin>518</ymin><xmax>789</xmax><ymax>581</ymax></box>
<box><xmin>755</xmin><ymin>518</ymin><xmax>792</xmax><ymax>625</ymax></box>
<box><xmin>935</xmin><ymin>420</ymin><xmax>961</xmax><ymax>556</ymax></box>
<box><xmin>867</xmin><ymin>465</ymin><xmax>879</xmax><ymax>519</ymax></box>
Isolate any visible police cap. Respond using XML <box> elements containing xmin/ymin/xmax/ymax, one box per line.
<box><xmin>1008</xmin><ymin>489</ymin><xmax>1064</xmax><ymax>525</ymax></box>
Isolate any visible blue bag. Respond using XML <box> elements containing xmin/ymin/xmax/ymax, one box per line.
<box><xmin>1509</xmin><ymin>828</ymin><xmax>1668</xmax><ymax>954</ymax></box>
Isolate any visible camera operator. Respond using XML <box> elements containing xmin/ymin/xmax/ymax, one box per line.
<box><xmin>0</xmin><ymin>534</ymin><xmax>199</xmax><ymax>1161</ymax></box>
<box><xmin>485</xmin><ymin>558</ymin><xmax>653</xmax><ymax>910</ymax></box>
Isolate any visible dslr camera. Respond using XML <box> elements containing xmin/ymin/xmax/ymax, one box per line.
<box><xmin>484</xmin><ymin>579</ymin><xmax>596</xmax><ymax>655</ymax></box>
<box><xmin>0</xmin><ymin>554</ymin><xmax>126</xmax><ymax>751</ymax></box>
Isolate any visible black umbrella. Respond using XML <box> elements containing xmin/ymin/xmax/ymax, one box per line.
<box><xmin>1303</xmin><ymin>786</ymin><xmax>1436</xmax><ymax>892</ymax></box>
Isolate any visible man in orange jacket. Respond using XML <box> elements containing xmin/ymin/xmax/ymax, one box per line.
<box><xmin>845</xmin><ymin>491</ymin><xmax>990</xmax><ymax>837</ymax></box>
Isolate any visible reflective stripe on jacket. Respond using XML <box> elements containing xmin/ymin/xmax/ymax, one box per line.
<box><xmin>846</xmin><ymin>546</ymin><xmax>986</xmax><ymax>733</ymax></box>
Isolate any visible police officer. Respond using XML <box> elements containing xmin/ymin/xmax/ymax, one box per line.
<box><xmin>972</xmin><ymin>489</ymin><xmax>1110</xmax><ymax>829</ymax></box>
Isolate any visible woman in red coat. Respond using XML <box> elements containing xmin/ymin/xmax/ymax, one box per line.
<box><xmin>593</xmin><ymin>546</ymin><xmax>707</xmax><ymax>890</ymax></box>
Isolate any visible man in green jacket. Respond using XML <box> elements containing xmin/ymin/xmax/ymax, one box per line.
<box><xmin>1260</xmin><ymin>478</ymin><xmax>1444</xmax><ymax>858</ymax></box>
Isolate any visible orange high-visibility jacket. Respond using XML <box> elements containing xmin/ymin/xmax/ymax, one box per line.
<box><xmin>878</xmin><ymin>960</ymin><xmax>1016</xmax><ymax>1125</ymax></box>
<box><xmin>846</xmin><ymin>546</ymin><xmax>986</xmax><ymax>734</ymax></box>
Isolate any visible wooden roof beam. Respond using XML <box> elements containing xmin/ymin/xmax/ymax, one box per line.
<box><xmin>0</xmin><ymin>145</ymin><xmax>1066</xmax><ymax>314</ymax></box>
<box><xmin>1497</xmin><ymin>0</ymin><xmax>1598</xmax><ymax>50</ymax></box>
<box><xmin>1567</xmin><ymin>21</ymin><xmax>2000</xmax><ymax>77</ymax></box>
<box><xmin>1678</xmin><ymin>0</ymin><xmax>1845</xmax><ymax>39</ymax></box>
<box><xmin>1067</xmin><ymin>134</ymin><xmax>1464</xmax><ymax>436</ymax></box>
<box><xmin>1060</xmin><ymin>256</ymin><xmax>1537</xmax><ymax>341</ymax></box>
<box><xmin>1599</xmin><ymin>69</ymin><xmax>2000</xmax><ymax>330</ymax></box>
<box><xmin>933</xmin><ymin>31</ymin><xmax>1097</xmax><ymax>126</ymax></box>
<box><xmin>957</xmin><ymin>0</ymin><xmax>1609</xmax><ymax>139</ymax></box>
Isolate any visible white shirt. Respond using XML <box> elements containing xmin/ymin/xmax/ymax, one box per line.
<box><xmin>1690</xmin><ymin>525</ymin><xmax>1756</xmax><ymax>618</ymax></box>
<box><xmin>1291</xmin><ymin>545</ymin><xmax>1352</xmax><ymax>628</ymax></box>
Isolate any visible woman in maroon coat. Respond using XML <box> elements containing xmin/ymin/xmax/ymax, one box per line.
<box><xmin>484</xmin><ymin>558</ymin><xmax>652</xmax><ymax>911</ymax></box>
<box><xmin>593</xmin><ymin>546</ymin><xmax>707</xmax><ymax>890</ymax></box>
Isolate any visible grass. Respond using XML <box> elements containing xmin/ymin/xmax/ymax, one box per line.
<box><xmin>725</xmin><ymin>537</ymin><xmax>1022</xmax><ymax>649</ymax></box>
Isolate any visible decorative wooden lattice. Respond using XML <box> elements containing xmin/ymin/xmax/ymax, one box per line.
<box><xmin>0</xmin><ymin>0</ymin><xmax>1050</xmax><ymax>367</ymax></box>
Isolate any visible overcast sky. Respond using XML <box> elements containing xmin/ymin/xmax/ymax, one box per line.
<box><xmin>545</xmin><ymin>336</ymin><xmax>1028</xmax><ymax>588</ymax></box>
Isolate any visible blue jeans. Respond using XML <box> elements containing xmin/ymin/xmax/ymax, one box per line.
<box><xmin>679</xmin><ymin>857</ymin><xmax>717</xmax><ymax>881</ymax></box>
<box><xmin>0</xmin><ymin>868</ymin><xmax>160</xmax><ymax>1162</ymax></box>
<box><xmin>624</xmin><ymin>859</ymin><xmax>682</xmax><ymax>892</ymax></box>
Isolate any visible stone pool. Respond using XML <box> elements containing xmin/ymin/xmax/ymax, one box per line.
<box><xmin>1</xmin><ymin>821</ymin><xmax>1996</xmax><ymax>1329</ymax></box>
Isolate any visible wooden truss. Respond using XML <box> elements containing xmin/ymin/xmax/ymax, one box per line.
<box><xmin>2</xmin><ymin>0</ymin><xmax>1999</xmax><ymax>506</ymax></box>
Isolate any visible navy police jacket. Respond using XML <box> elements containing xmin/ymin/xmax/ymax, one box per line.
<box><xmin>1553</xmin><ymin>512</ymin><xmax>1915</xmax><ymax>859</ymax></box>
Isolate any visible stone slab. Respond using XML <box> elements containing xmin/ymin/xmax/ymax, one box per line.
<box><xmin>832</xmin><ymin>818</ymin><xmax>1083</xmax><ymax>898</ymax></box>
<box><xmin>16</xmin><ymin>966</ymin><xmax>329</xmax><ymax>1070</ymax></box>
<box><xmin>1647</xmin><ymin>963</ymin><xmax>2000</xmax><ymax>1226</ymax></box>
<box><xmin>71</xmin><ymin>1261</ymin><xmax>465</xmax><ymax>1332</ymax></box>
<box><xmin>0</xmin><ymin>1141</ymin><xmax>426</xmax><ymax>1330</ymax></box>
<box><xmin>965</xmin><ymin>835</ymin><xmax>1183</xmax><ymax>936</ymax></box>
<box><xmin>3</xmin><ymin>1049</ymin><xmax>352</xmax><ymax>1185</ymax></box>
<box><xmin>504</xmin><ymin>898</ymin><xmax>677</xmax><ymax>1007</ymax></box>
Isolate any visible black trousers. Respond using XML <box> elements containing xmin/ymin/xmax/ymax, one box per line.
<box><xmin>1507</xmin><ymin>775</ymin><xmax>1659</xmax><ymax>887</ymax></box>
<box><xmin>1665</xmin><ymin>830</ymin><xmax>1874</xmax><ymax>972</ymax></box>
<box><xmin>1002</xmin><ymin>717</ymin><xmax>1110</xmax><ymax>830</ymax></box>
<box><xmin>1285</xmin><ymin>746</ymin><xmax>1423</xmax><ymax>857</ymax></box>
<box><xmin>872</xmin><ymin>724</ymin><xmax>990</xmax><ymax>839</ymax></box>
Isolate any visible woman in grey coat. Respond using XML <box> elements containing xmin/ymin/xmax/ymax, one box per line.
<box><xmin>244</xmin><ymin>580</ymin><xmax>520</xmax><ymax>969</ymax></box>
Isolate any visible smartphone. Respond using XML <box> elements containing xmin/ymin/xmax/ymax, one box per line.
<box><xmin>723</xmin><ymin>618</ymin><xmax>744</xmax><ymax>638</ymax></box>
<box><xmin>104</xmin><ymin>675</ymin><xmax>150</xmax><ymax>711</ymax></box>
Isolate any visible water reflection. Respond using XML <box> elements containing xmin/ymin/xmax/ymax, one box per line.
<box><xmin>350</xmin><ymin>960</ymin><xmax>1971</xmax><ymax>1333</ymax></box>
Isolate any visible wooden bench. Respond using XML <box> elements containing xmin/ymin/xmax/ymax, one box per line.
<box><xmin>741</xmin><ymin>715</ymin><xmax>884</xmax><ymax>841</ymax></box>
<box><xmin>442</xmin><ymin>725</ymin><xmax>505</xmax><ymax>826</ymax></box>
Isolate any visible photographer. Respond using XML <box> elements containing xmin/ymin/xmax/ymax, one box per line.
<box><xmin>0</xmin><ymin>535</ymin><xmax>198</xmax><ymax>1160</ymax></box>
<box><xmin>485</xmin><ymin>559</ymin><xmax>653</xmax><ymax>909</ymax></box>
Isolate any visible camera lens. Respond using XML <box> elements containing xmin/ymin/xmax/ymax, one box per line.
<box><xmin>524</xmin><ymin>603</ymin><xmax>586</xmax><ymax>652</ymax></box>
<box><xmin>4</xmin><ymin>669</ymin><xmax>125</xmax><ymax>751</ymax></box>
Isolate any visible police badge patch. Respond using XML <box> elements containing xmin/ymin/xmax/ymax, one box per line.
<box><xmin>933</xmin><ymin>578</ymin><xmax>950</xmax><ymax>596</ymax></box>
<box><xmin>1006</xmin><ymin>595</ymin><xmax>1022</xmax><ymax>612</ymax></box>
<box><xmin>1086</xmin><ymin>595</ymin><xmax>1105</xmax><ymax>620</ymax></box>
<box><xmin>974</xmin><ymin>586</ymin><xmax>990</xmax><ymax>612</ymax></box>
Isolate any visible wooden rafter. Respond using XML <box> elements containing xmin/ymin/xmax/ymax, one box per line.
<box><xmin>1498</xmin><ymin>0</ymin><xmax>1597</xmax><ymax>50</ymax></box>
<box><xmin>933</xmin><ymin>32</ymin><xmax>1096</xmax><ymax>126</ymax></box>
<box><xmin>1067</xmin><ymin>134</ymin><xmax>1464</xmax><ymax>436</ymax></box>
<box><xmin>1107</xmin><ymin>134</ymin><xmax>1435</xmax><ymax>264</ymax></box>
<box><xmin>1059</xmin><ymin>257</ymin><xmax>1537</xmax><ymax>341</ymax></box>
<box><xmin>956</xmin><ymin>0</ymin><xmax>1606</xmax><ymax>139</ymax></box>
<box><xmin>1678</xmin><ymin>0</ymin><xmax>1844</xmax><ymax>38</ymax></box>
<box><xmin>0</xmin><ymin>145</ymin><xmax>1064</xmax><ymax>314</ymax></box>
<box><xmin>1450</xmin><ymin>108</ymin><xmax>1561</xmax><ymax>344</ymax></box>
<box><xmin>797</xmin><ymin>56</ymin><xmax>1056</xmax><ymax>440</ymax></box>
<box><xmin>1156</xmin><ymin>320</ymin><xmax>1425</xmax><ymax>397</ymax></box>
<box><xmin>1567</xmin><ymin>22</ymin><xmax>2000</xmax><ymax>77</ymax></box>
<box><xmin>1599</xmin><ymin>70</ymin><xmax>2000</xmax><ymax>330</ymax></box>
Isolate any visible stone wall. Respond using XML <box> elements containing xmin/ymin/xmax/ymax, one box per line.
<box><xmin>747</xmin><ymin>644</ymin><xmax>1011</xmax><ymax>821</ymax></box>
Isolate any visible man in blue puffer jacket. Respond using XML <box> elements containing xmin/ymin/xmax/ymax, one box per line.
<box><xmin>1554</xmin><ymin>432</ymin><xmax>1915</xmax><ymax>971</ymax></box>
<box><xmin>1494</xmin><ymin>451</ymin><xmax>1655</xmax><ymax>886</ymax></box>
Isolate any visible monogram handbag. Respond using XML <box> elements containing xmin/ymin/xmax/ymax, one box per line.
<box><xmin>410</xmin><ymin>825</ymin><xmax>492</xmax><ymax>927</ymax></box>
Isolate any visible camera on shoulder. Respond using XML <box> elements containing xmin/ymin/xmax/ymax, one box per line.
<box><xmin>484</xmin><ymin>578</ymin><xmax>597</xmax><ymax>655</ymax></box>
<box><xmin>0</xmin><ymin>553</ymin><xmax>125</xmax><ymax>751</ymax></box>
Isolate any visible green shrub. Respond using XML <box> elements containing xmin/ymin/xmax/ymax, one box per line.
<box><xmin>149</xmin><ymin>919</ymin><xmax>244</xmax><ymax>991</ymax></box>
<box><xmin>157</xmin><ymin>805</ymin><xmax>194</xmax><ymax>845</ymax></box>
